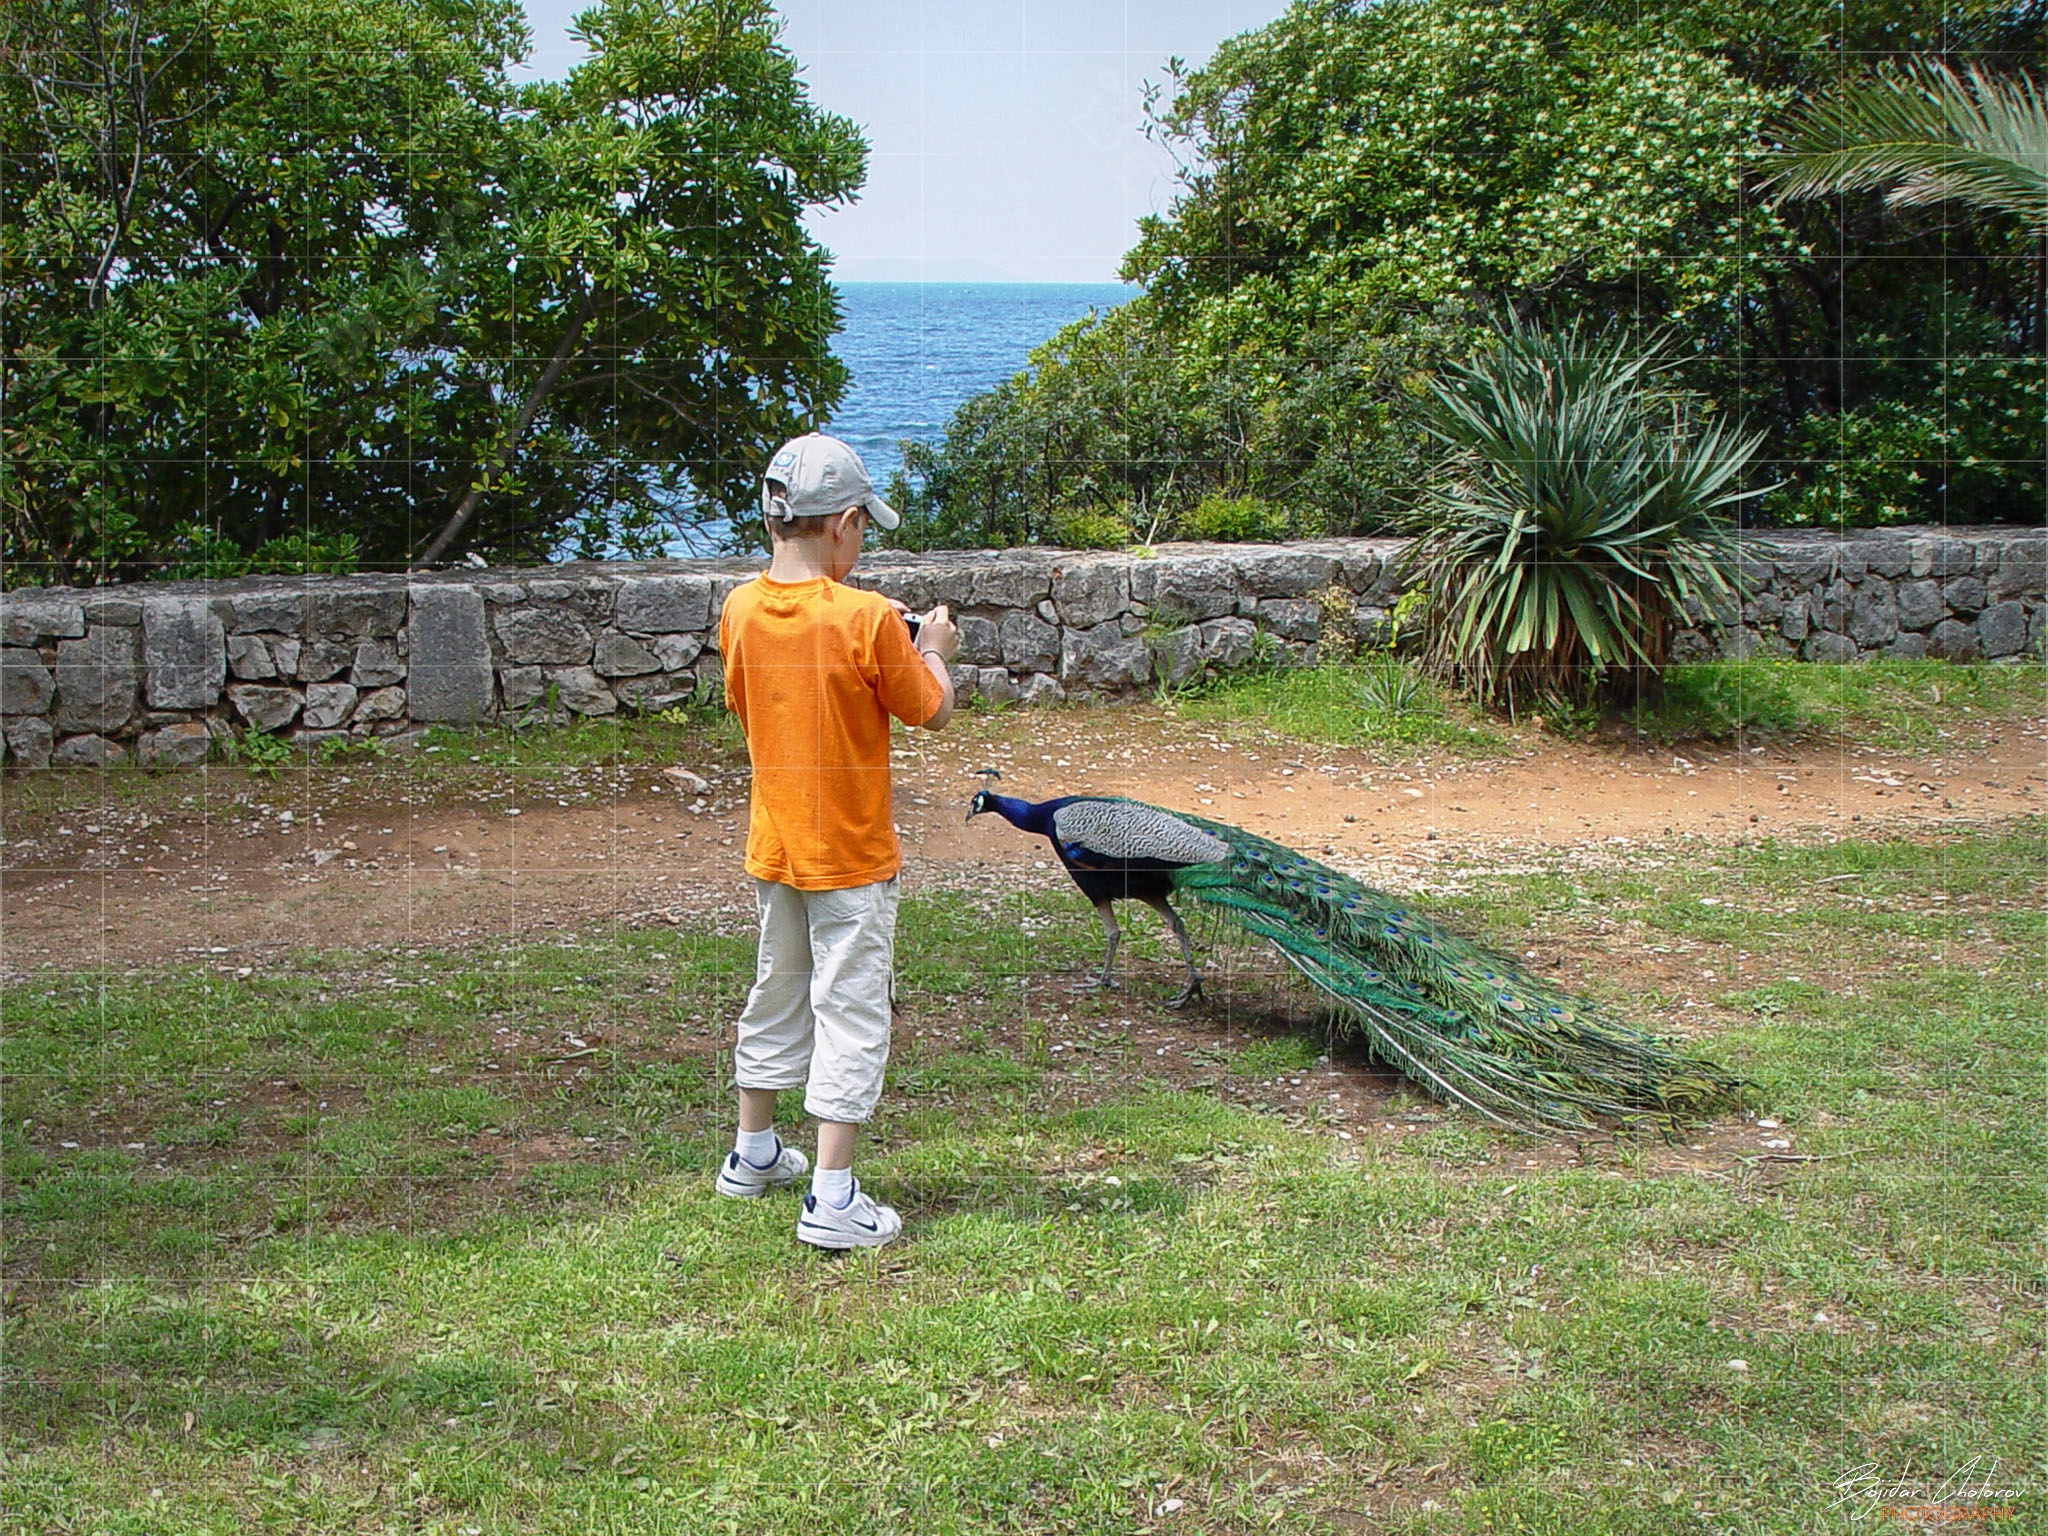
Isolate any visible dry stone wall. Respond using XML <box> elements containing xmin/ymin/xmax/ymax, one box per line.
<box><xmin>0</xmin><ymin>528</ymin><xmax>2039</xmax><ymax>767</ymax></box>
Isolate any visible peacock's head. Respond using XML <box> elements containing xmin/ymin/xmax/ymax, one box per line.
<box><xmin>967</xmin><ymin>767</ymin><xmax>1002</xmax><ymax>821</ymax></box>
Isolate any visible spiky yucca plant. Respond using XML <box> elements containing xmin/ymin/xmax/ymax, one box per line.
<box><xmin>1762</xmin><ymin>61</ymin><xmax>2047</xmax><ymax>235</ymax></box>
<box><xmin>1403</xmin><ymin>320</ymin><xmax>1765</xmax><ymax>711</ymax></box>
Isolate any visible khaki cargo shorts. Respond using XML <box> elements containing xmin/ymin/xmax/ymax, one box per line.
<box><xmin>731</xmin><ymin>877</ymin><xmax>899</xmax><ymax>1125</ymax></box>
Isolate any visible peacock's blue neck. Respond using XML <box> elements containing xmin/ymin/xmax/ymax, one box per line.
<box><xmin>982</xmin><ymin>791</ymin><xmax>1063</xmax><ymax>836</ymax></box>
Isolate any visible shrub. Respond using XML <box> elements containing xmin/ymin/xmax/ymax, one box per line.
<box><xmin>1402</xmin><ymin>318</ymin><xmax>1765</xmax><ymax>711</ymax></box>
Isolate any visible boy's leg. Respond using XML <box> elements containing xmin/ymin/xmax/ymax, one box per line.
<box><xmin>793</xmin><ymin>879</ymin><xmax>902</xmax><ymax>1247</ymax></box>
<box><xmin>718</xmin><ymin>880</ymin><xmax>815</xmax><ymax>1198</ymax></box>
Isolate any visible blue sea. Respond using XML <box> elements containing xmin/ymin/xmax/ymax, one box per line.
<box><xmin>655</xmin><ymin>281</ymin><xmax>1132</xmax><ymax>553</ymax></box>
<box><xmin>825</xmin><ymin>282</ymin><xmax>1137</xmax><ymax>488</ymax></box>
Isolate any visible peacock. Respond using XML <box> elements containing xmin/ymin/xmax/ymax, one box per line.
<box><xmin>968</xmin><ymin>777</ymin><xmax>1745</xmax><ymax>1132</ymax></box>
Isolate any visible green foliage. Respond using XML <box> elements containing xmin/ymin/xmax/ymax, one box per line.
<box><xmin>1640</xmin><ymin>656</ymin><xmax>2048</xmax><ymax>749</ymax></box>
<box><xmin>896</xmin><ymin>0</ymin><xmax>2048</xmax><ymax>543</ymax></box>
<box><xmin>225</xmin><ymin>727</ymin><xmax>294</xmax><ymax>776</ymax></box>
<box><xmin>159</xmin><ymin>525</ymin><xmax>361</xmax><ymax>582</ymax></box>
<box><xmin>1763</xmin><ymin>60</ymin><xmax>2048</xmax><ymax>234</ymax></box>
<box><xmin>1403</xmin><ymin>318</ymin><xmax>1763</xmax><ymax>709</ymax></box>
<box><xmin>0</xmin><ymin>0</ymin><xmax>864</xmax><ymax>583</ymax></box>
<box><xmin>1182</xmin><ymin>494</ymin><xmax>1288</xmax><ymax>543</ymax></box>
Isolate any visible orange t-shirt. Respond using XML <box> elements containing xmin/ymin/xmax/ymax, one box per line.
<box><xmin>720</xmin><ymin>575</ymin><xmax>945</xmax><ymax>891</ymax></box>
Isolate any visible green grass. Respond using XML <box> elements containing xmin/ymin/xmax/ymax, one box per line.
<box><xmin>1173</xmin><ymin>660</ymin><xmax>1509</xmax><ymax>756</ymax></box>
<box><xmin>1643</xmin><ymin>656</ymin><xmax>2045</xmax><ymax>747</ymax></box>
<box><xmin>2</xmin><ymin>828</ymin><xmax>2042</xmax><ymax>1533</ymax></box>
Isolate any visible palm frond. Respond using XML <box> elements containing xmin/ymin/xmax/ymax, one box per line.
<box><xmin>1763</xmin><ymin>61</ymin><xmax>2048</xmax><ymax>234</ymax></box>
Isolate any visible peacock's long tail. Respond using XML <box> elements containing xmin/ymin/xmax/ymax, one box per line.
<box><xmin>1169</xmin><ymin>813</ymin><xmax>1746</xmax><ymax>1133</ymax></box>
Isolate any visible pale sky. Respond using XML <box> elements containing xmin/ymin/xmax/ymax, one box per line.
<box><xmin>516</xmin><ymin>1</ymin><xmax>1291</xmax><ymax>282</ymax></box>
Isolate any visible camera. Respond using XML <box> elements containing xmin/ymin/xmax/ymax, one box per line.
<box><xmin>903</xmin><ymin>611</ymin><xmax>923</xmax><ymax>642</ymax></box>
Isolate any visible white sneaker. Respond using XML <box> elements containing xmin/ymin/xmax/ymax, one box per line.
<box><xmin>714</xmin><ymin>1140</ymin><xmax>810</xmax><ymax>1199</ymax></box>
<box><xmin>796</xmin><ymin>1179</ymin><xmax>902</xmax><ymax>1250</ymax></box>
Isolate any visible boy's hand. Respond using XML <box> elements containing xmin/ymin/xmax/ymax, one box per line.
<box><xmin>916</xmin><ymin>604</ymin><xmax>959</xmax><ymax>662</ymax></box>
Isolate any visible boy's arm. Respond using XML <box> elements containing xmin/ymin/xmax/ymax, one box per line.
<box><xmin>913</xmin><ymin>605</ymin><xmax>958</xmax><ymax>730</ymax></box>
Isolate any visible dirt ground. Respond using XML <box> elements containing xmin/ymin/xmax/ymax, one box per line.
<box><xmin>3</xmin><ymin>704</ymin><xmax>2041</xmax><ymax>972</ymax></box>
<box><xmin>4</xmin><ymin>703</ymin><xmax>2041</xmax><ymax>1173</ymax></box>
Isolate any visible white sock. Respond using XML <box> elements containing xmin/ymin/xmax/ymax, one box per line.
<box><xmin>811</xmin><ymin>1166</ymin><xmax>854</xmax><ymax>1209</ymax></box>
<box><xmin>735</xmin><ymin>1127</ymin><xmax>779</xmax><ymax>1168</ymax></box>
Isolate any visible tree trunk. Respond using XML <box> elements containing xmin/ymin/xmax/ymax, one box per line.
<box><xmin>412</xmin><ymin>284</ymin><xmax>597</xmax><ymax>568</ymax></box>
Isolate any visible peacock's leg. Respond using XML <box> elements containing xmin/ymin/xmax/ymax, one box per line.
<box><xmin>1074</xmin><ymin>900</ymin><xmax>1120</xmax><ymax>991</ymax></box>
<box><xmin>1144</xmin><ymin>895</ymin><xmax>1202</xmax><ymax>1009</ymax></box>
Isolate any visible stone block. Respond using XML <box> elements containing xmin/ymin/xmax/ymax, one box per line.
<box><xmin>297</xmin><ymin>639</ymin><xmax>350</xmax><ymax>681</ymax></box>
<box><xmin>594</xmin><ymin>632</ymin><xmax>660</xmax><ymax>677</ymax></box>
<box><xmin>1670</xmin><ymin>628</ymin><xmax>1714</xmax><ymax>663</ymax></box>
<box><xmin>694</xmin><ymin>655</ymin><xmax>726</xmax><ymax>700</ymax></box>
<box><xmin>1051</xmin><ymin>561</ymin><xmax>1130</xmax><ymax>627</ymax></box>
<box><xmin>1018</xmin><ymin>672</ymin><xmax>1065</xmax><ymax>707</ymax></box>
<box><xmin>495</xmin><ymin>605</ymin><xmax>592</xmax><ymax>665</ymax></box>
<box><xmin>1927</xmin><ymin>618</ymin><xmax>1981</xmax><ymax>661</ymax></box>
<box><xmin>303</xmin><ymin>682</ymin><xmax>358</xmax><ymax>729</ymax></box>
<box><xmin>409</xmin><ymin>585</ymin><xmax>495</xmax><ymax>723</ymax></box>
<box><xmin>613</xmin><ymin>674</ymin><xmax>697</xmax><ymax>713</ymax></box>
<box><xmin>977</xmin><ymin>667</ymin><xmax>1019</xmax><ymax>704</ymax></box>
<box><xmin>1895</xmin><ymin>579</ymin><xmax>1944</xmax><ymax>631</ymax></box>
<box><xmin>1331</xmin><ymin>549</ymin><xmax>1382</xmax><ymax>592</ymax></box>
<box><xmin>5</xmin><ymin>716</ymin><xmax>53</xmax><ymax>767</ymax></box>
<box><xmin>1256</xmin><ymin>597</ymin><xmax>1322</xmax><ymax>643</ymax></box>
<box><xmin>142</xmin><ymin>595</ymin><xmax>226</xmax><ymax>709</ymax></box>
<box><xmin>81</xmin><ymin>593</ymin><xmax>142</xmax><ymax>626</ymax></box>
<box><xmin>1234</xmin><ymin>548</ymin><xmax>1333</xmax><ymax>597</ymax></box>
<box><xmin>1778</xmin><ymin>594</ymin><xmax>1810</xmax><ymax>643</ymax></box>
<box><xmin>1743</xmin><ymin>591</ymin><xmax>1783</xmax><ymax>626</ymax></box>
<box><xmin>1863</xmin><ymin>540</ymin><xmax>1911</xmax><ymax>579</ymax></box>
<box><xmin>1060</xmin><ymin>620</ymin><xmax>1151</xmax><ymax>691</ymax></box>
<box><xmin>971</xmin><ymin>561</ymin><xmax>1052</xmax><ymax>608</ymax></box>
<box><xmin>545</xmin><ymin>665</ymin><xmax>616</xmax><ymax>715</ymax></box>
<box><xmin>1150</xmin><ymin>625</ymin><xmax>1205</xmax><ymax>688</ymax></box>
<box><xmin>2</xmin><ymin>593</ymin><xmax>85</xmax><ymax>647</ymax></box>
<box><xmin>1978</xmin><ymin>600</ymin><xmax>2027</xmax><ymax>659</ymax></box>
<box><xmin>1924</xmin><ymin>539</ymin><xmax>1974</xmax><ymax>578</ymax></box>
<box><xmin>2</xmin><ymin>646</ymin><xmax>56</xmax><ymax>714</ymax></box>
<box><xmin>1942</xmin><ymin>575</ymin><xmax>1986</xmax><ymax>615</ymax></box>
<box><xmin>1989</xmin><ymin>543</ymin><xmax>2046</xmax><ymax>602</ymax></box>
<box><xmin>229</xmin><ymin>684</ymin><xmax>302</xmax><ymax>733</ymax></box>
<box><xmin>954</xmin><ymin>615</ymin><xmax>1000</xmax><ymax>667</ymax></box>
<box><xmin>1199</xmin><ymin>616</ymin><xmax>1258</xmax><ymax>668</ymax></box>
<box><xmin>615</xmin><ymin>574</ymin><xmax>713</xmax><ymax>634</ymax></box>
<box><xmin>1801</xmin><ymin>633</ymin><xmax>1858</xmax><ymax>664</ymax></box>
<box><xmin>1145</xmin><ymin>557</ymin><xmax>1239</xmax><ymax>621</ymax></box>
<box><xmin>999</xmin><ymin>611</ymin><xmax>1060</xmax><ymax>672</ymax></box>
<box><xmin>226</xmin><ymin>589</ymin><xmax>306</xmax><ymax>634</ymax></box>
<box><xmin>53</xmin><ymin>733</ymin><xmax>127</xmax><ymax>768</ymax></box>
<box><xmin>137</xmin><ymin>720</ymin><xmax>213</xmax><ymax>767</ymax></box>
<box><xmin>1847</xmin><ymin>584</ymin><xmax>1898</xmax><ymax>648</ymax></box>
<box><xmin>651</xmin><ymin>632</ymin><xmax>705</xmax><ymax>672</ymax></box>
<box><xmin>1887</xmin><ymin>631</ymin><xmax>1928</xmax><ymax>660</ymax></box>
<box><xmin>227</xmin><ymin>634</ymin><xmax>276</xmax><ymax>680</ymax></box>
<box><xmin>351</xmin><ymin>639</ymin><xmax>403</xmax><ymax>688</ymax></box>
<box><xmin>948</xmin><ymin>662</ymin><xmax>979</xmax><ymax>701</ymax></box>
<box><xmin>308</xmin><ymin>583</ymin><xmax>406</xmax><ymax>638</ymax></box>
<box><xmin>480</xmin><ymin>582</ymin><xmax>527</xmax><ymax>604</ymax></box>
<box><xmin>501</xmin><ymin>665</ymin><xmax>545</xmax><ymax>712</ymax></box>
<box><xmin>354</xmin><ymin>686</ymin><xmax>406</xmax><ymax>722</ymax></box>
<box><xmin>53</xmin><ymin>626</ymin><xmax>139</xmax><ymax>735</ymax></box>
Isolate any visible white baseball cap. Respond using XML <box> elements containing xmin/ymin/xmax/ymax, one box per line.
<box><xmin>761</xmin><ymin>433</ymin><xmax>900</xmax><ymax>530</ymax></box>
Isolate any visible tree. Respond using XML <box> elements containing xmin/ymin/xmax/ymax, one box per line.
<box><xmin>1762</xmin><ymin>60</ymin><xmax>2047</xmax><ymax>234</ymax></box>
<box><xmin>0</xmin><ymin>0</ymin><xmax>865</xmax><ymax>584</ymax></box>
<box><xmin>902</xmin><ymin>0</ymin><xmax>2046</xmax><ymax>542</ymax></box>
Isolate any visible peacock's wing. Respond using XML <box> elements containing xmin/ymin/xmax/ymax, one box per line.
<box><xmin>1165</xmin><ymin>808</ymin><xmax>1745</xmax><ymax>1133</ymax></box>
<box><xmin>1050</xmin><ymin>798</ymin><xmax>1231</xmax><ymax>867</ymax></box>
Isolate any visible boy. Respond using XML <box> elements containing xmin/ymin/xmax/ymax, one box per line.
<box><xmin>713</xmin><ymin>433</ymin><xmax>958</xmax><ymax>1249</ymax></box>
